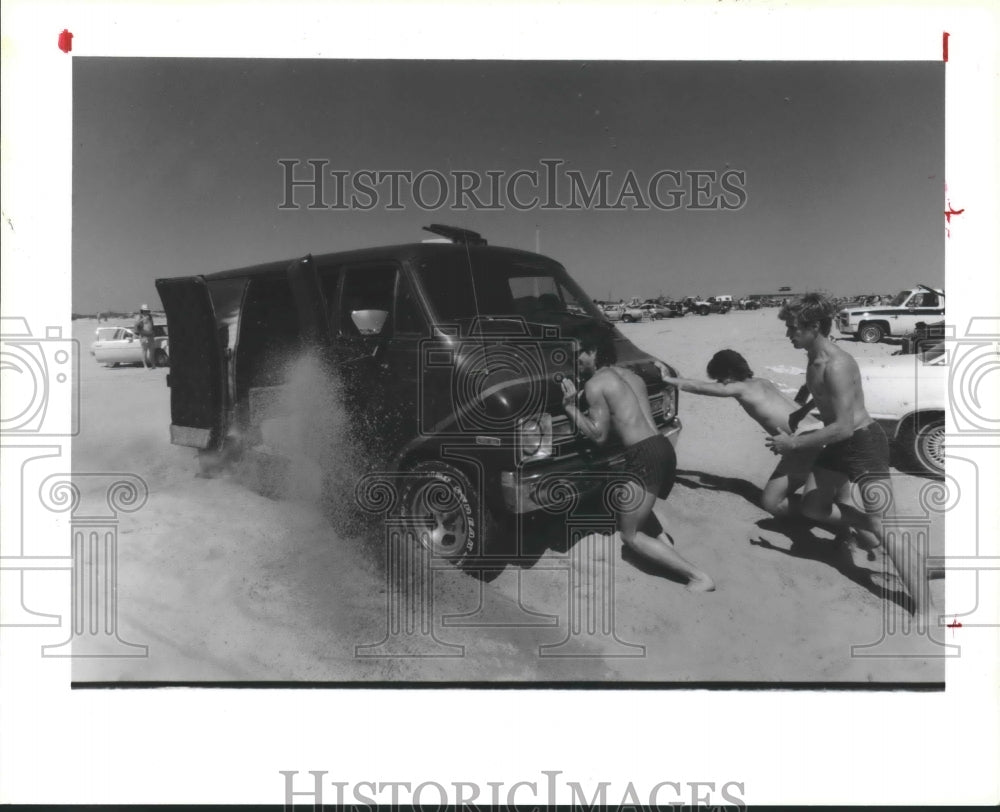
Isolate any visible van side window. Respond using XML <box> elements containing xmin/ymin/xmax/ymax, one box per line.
<box><xmin>395</xmin><ymin>276</ymin><xmax>426</xmax><ymax>335</ymax></box>
<box><xmin>340</xmin><ymin>265</ymin><xmax>396</xmax><ymax>337</ymax></box>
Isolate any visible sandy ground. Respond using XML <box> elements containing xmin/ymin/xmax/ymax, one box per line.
<box><xmin>70</xmin><ymin>310</ymin><xmax>946</xmax><ymax>683</ymax></box>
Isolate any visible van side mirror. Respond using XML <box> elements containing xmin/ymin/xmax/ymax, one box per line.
<box><xmin>351</xmin><ymin>309</ymin><xmax>389</xmax><ymax>336</ymax></box>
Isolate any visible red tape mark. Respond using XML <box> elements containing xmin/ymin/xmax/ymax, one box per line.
<box><xmin>947</xmin><ymin>617</ymin><xmax>962</xmax><ymax>635</ymax></box>
<box><xmin>943</xmin><ymin>32</ymin><xmax>949</xmax><ymax>62</ymax></box>
<box><xmin>58</xmin><ymin>29</ymin><xmax>73</xmax><ymax>53</ymax></box>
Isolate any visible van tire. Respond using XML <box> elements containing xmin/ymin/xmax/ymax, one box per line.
<box><xmin>399</xmin><ymin>461</ymin><xmax>495</xmax><ymax>565</ymax></box>
<box><xmin>155</xmin><ymin>349</ymin><xmax>169</xmax><ymax>367</ymax></box>
<box><xmin>698</xmin><ymin>306</ymin><xmax>710</xmax><ymax>316</ymax></box>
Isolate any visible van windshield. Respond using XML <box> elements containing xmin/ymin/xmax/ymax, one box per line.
<box><xmin>416</xmin><ymin>253</ymin><xmax>606</xmax><ymax>328</ymax></box>
<box><xmin>890</xmin><ymin>290</ymin><xmax>912</xmax><ymax>306</ymax></box>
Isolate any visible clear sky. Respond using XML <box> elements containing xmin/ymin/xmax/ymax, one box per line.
<box><xmin>72</xmin><ymin>58</ymin><xmax>944</xmax><ymax>312</ymax></box>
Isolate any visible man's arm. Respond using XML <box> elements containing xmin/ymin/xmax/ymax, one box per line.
<box><xmin>767</xmin><ymin>360</ymin><xmax>858</xmax><ymax>454</ymax></box>
<box><xmin>787</xmin><ymin>400</ymin><xmax>816</xmax><ymax>432</ymax></box>
<box><xmin>562</xmin><ymin>378</ymin><xmax>612</xmax><ymax>444</ymax></box>
<box><xmin>659</xmin><ymin>374</ymin><xmax>743</xmax><ymax>398</ymax></box>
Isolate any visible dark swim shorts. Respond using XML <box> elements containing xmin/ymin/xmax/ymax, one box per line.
<box><xmin>623</xmin><ymin>433</ymin><xmax>677</xmax><ymax>499</ymax></box>
<box><xmin>621</xmin><ymin>434</ymin><xmax>677</xmax><ymax>537</ymax></box>
<box><xmin>815</xmin><ymin>421</ymin><xmax>891</xmax><ymax>482</ymax></box>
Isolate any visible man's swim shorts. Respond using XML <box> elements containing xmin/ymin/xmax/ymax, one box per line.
<box><xmin>815</xmin><ymin>421</ymin><xmax>891</xmax><ymax>482</ymax></box>
<box><xmin>623</xmin><ymin>433</ymin><xmax>677</xmax><ymax>499</ymax></box>
<box><xmin>621</xmin><ymin>433</ymin><xmax>677</xmax><ymax>538</ymax></box>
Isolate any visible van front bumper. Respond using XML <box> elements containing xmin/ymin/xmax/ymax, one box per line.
<box><xmin>500</xmin><ymin>418</ymin><xmax>682</xmax><ymax>514</ymax></box>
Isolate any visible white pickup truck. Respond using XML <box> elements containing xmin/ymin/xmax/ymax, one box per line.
<box><xmin>836</xmin><ymin>284</ymin><xmax>944</xmax><ymax>344</ymax></box>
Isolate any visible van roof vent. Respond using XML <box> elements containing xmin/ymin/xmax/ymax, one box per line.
<box><xmin>422</xmin><ymin>224</ymin><xmax>487</xmax><ymax>246</ymax></box>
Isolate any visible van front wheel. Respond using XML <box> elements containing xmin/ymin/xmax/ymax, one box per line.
<box><xmin>400</xmin><ymin>462</ymin><xmax>494</xmax><ymax>565</ymax></box>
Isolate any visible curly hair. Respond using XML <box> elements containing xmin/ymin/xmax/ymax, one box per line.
<box><xmin>778</xmin><ymin>292</ymin><xmax>837</xmax><ymax>336</ymax></box>
<box><xmin>706</xmin><ymin>349</ymin><xmax>754</xmax><ymax>382</ymax></box>
<box><xmin>577</xmin><ymin>324</ymin><xmax>617</xmax><ymax>368</ymax></box>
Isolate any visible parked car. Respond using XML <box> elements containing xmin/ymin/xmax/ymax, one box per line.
<box><xmin>155</xmin><ymin>225</ymin><xmax>683</xmax><ymax>565</ymax></box>
<box><xmin>836</xmin><ymin>284</ymin><xmax>944</xmax><ymax>344</ymax></box>
<box><xmin>90</xmin><ymin>325</ymin><xmax>169</xmax><ymax>367</ymax></box>
<box><xmin>639</xmin><ymin>303</ymin><xmax>671</xmax><ymax>320</ymax></box>
<box><xmin>604</xmin><ymin>303</ymin><xmax>645</xmax><ymax>323</ymax></box>
<box><xmin>738</xmin><ymin>297</ymin><xmax>761</xmax><ymax>310</ymax></box>
<box><xmin>682</xmin><ymin>296</ymin><xmax>731</xmax><ymax>316</ymax></box>
<box><xmin>856</xmin><ymin>339</ymin><xmax>945</xmax><ymax>476</ymax></box>
<box><xmin>600</xmin><ymin>303</ymin><xmax>623</xmax><ymax>322</ymax></box>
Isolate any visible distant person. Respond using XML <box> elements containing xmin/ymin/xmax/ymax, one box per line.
<box><xmin>561</xmin><ymin>326</ymin><xmax>715</xmax><ymax>592</ymax></box>
<box><xmin>656</xmin><ymin>350</ymin><xmax>821</xmax><ymax>519</ymax></box>
<box><xmin>767</xmin><ymin>293</ymin><xmax>933</xmax><ymax>620</ymax></box>
<box><xmin>133</xmin><ymin>304</ymin><xmax>156</xmax><ymax>369</ymax></box>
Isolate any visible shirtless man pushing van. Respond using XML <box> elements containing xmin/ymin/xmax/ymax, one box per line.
<box><xmin>561</xmin><ymin>326</ymin><xmax>715</xmax><ymax>592</ymax></box>
<box><xmin>656</xmin><ymin>349</ymin><xmax>821</xmax><ymax>519</ymax></box>
<box><xmin>766</xmin><ymin>294</ymin><xmax>933</xmax><ymax>620</ymax></box>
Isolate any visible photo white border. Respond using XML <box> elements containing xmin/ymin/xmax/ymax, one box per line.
<box><xmin>2</xmin><ymin>0</ymin><xmax>998</xmax><ymax>805</ymax></box>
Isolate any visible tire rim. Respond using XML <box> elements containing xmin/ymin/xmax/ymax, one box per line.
<box><xmin>408</xmin><ymin>479</ymin><xmax>470</xmax><ymax>558</ymax></box>
<box><xmin>918</xmin><ymin>423</ymin><xmax>946</xmax><ymax>472</ymax></box>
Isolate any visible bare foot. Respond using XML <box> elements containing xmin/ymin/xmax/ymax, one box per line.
<box><xmin>853</xmin><ymin>530</ymin><xmax>881</xmax><ymax>552</ymax></box>
<box><xmin>836</xmin><ymin>528</ymin><xmax>879</xmax><ymax>560</ymax></box>
<box><xmin>686</xmin><ymin>572</ymin><xmax>716</xmax><ymax>593</ymax></box>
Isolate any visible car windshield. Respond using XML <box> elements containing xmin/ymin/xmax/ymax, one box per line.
<box><xmin>890</xmin><ymin>290</ymin><xmax>912</xmax><ymax>306</ymax></box>
<box><xmin>416</xmin><ymin>252</ymin><xmax>606</xmax><ymax>329</ymax></box>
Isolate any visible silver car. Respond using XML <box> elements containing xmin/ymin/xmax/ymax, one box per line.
<box><xmin>90</xmin><ymin>325</ymin><xmax>169</xmax><ymax>367</ymax></box>
<box><xmin>857</xmin><ymin>340</ymin><xmax>945</xmax><ymax>476</ymax></box>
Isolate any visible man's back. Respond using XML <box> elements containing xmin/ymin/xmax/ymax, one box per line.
<box><xmin>585</xmin><ymin>365</ymin><xmax>657</xmax><ymax>447</ymax></box>
<box><xmin>734</xmin><ymin>377</ymin><xmax>815</xmax><ymax>435</ymax></box>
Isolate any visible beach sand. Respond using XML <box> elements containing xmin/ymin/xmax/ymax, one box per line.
<box><xmin>68</xmin><ymin>309</ymin><xmax>947</xmax><ymax>683</ymax></box>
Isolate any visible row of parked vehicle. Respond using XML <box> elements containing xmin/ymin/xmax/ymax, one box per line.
<box><xmin>598</xmin><ymin>295</ymin><xmax>741</xmax><ymax>321</ymax></box>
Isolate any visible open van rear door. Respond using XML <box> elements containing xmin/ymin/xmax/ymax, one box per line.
<box><xmin>155</xmin><ymin>276</ymin><xmax>225</xmax><ymax>449</ymax></box>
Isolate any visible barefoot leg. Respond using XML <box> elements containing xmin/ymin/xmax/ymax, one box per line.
<box><xmin>620</xmin><ymin>490</ymin><xmax>715</xmax><ymax>591</ymax></box>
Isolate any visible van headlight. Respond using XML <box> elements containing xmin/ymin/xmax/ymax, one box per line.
<box><xmin>518</xmin><ymin>414</ymin><xmax>553</xmax><ymax>460</ymax></box>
